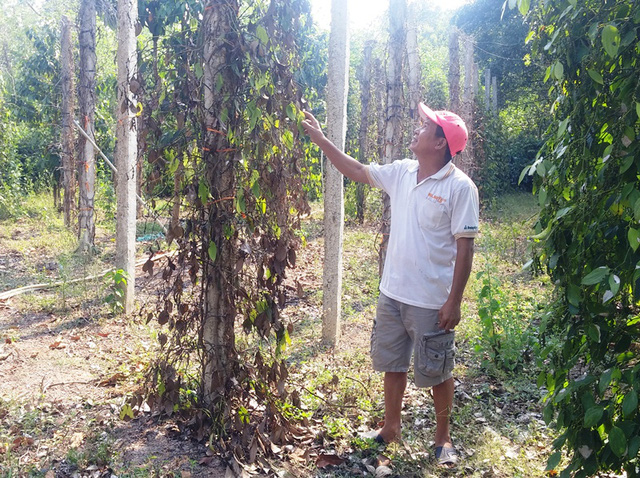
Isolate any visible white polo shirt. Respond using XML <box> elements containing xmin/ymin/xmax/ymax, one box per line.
<box><xmin>366</xmin><ymin>159</ymin><xmax>479</xmax><ymax>309</ymax></box>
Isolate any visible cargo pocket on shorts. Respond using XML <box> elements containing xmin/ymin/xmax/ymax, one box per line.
<box><xmin>418</xmin><ymin>332</ymin><xmax>455</xmax><ymax>378</ymax></box>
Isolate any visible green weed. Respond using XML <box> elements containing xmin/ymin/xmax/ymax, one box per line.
<box><xmin>104</xmin><ymin>269</ymin><xmax>129</xmax><ymax>315</ymax></box>
<box><xmin>473</xmin><ymin>263</ymin><xmax>542</xmax><ymax>373</ymax></box>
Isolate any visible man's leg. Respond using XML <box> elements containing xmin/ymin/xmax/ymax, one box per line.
<box><xmin>432</xmin><ymin>377</ymin><xmax>454</xmax><ymax>447</ymax></box>
<box><xmin>377</xmin><ymin>371</ymin><xmax>407</xmax><ymax>442</ymax></box>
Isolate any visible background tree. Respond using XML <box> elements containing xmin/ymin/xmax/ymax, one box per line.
<box><xmin>355</xmin><ymin>40</ymin><xmax>375</xmax><ymax>224</ymax></box>
<box><xmin>448</xmin><ymin>28</ymin><xmax>460</xmax><ymax>112</ymax></box>
<box><xmin>455</xmin><ymin>0</ymin><xmax>549</xmax><ymax>197</ymax></box>
<box><xmin>78</xmin><ymin>0</ymin><xmax>97</xmax><ymax>252</ymax></box>
<box><xmin>379</xmin><ymin>0</ymin><xmax>406</xmax><ymax>275</ymax></box>
<box><xmin>60</xmin><ymin>16</ymin><xmax>77</xmax><ymax>228</ymax></box>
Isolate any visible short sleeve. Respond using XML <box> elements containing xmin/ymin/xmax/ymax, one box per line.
<box><xmin>450</xmin><ymin>181</ymin><xmax>479</xmax><ymax>239</ymax></box>
<box><xmin>366</xmin><ymin>159</ymin><xmax>412</xmax><ymax>196</ymax></box>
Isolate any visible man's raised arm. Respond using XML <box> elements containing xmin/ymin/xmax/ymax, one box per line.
<box><xmin>302</xmin><ymin>111</ymin><xmax>370</xmax><ymax>185</ymax></box>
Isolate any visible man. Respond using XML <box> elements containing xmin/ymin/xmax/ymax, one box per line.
<box><xmin>302</xmin><ymin>103</ymin><xmax>479</xmax><ymax>467</ymax></box>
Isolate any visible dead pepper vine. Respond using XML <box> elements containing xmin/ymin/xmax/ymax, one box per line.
<box><xmin>132</xmin><ymin>0</ymin><xmax>320</xmax><ymax>459</ymax></box>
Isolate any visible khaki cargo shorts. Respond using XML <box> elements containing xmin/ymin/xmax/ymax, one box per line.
<box><xmin>370</xmin><ymin>293</ymin><xmax>456</xmax><ymax>387</ymax></box>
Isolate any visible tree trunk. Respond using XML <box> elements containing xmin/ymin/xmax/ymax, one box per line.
<box><xmin>60</xmin><ymin>16</ymin><xmax>76</xmax><ymax>228</ymax></box>
<box><xmin>116</xmin><ymin>0</ymin><xmax>138</xmax><ymax>313</ymax></box>
<box><xmin>374</xmin><ymin>57</ymin><xmax>385</xmax><ymax>161</ymax></box>
<box><xmin>491</xmin><ymin>75</ymin><xmax>498</xmax><ymax>113</ymax></box>
<box><xmin>323</xmin><ymin>0</ymin><xmax>349</xmax><ymax>346</ymax></box>
<box><xmin>457</xmin><ymin>34</ymin><xmax>475</xmax><ymax>178</ymax></box>
<box><xmin>379</xmin><ymin>0</ymin><xmax>406</xmax><ymax>277</ymax></box>
<box><xmin>201</xmin><ymin>0</ymin><xmax>239</xmax><ymax>408</ymax></box>
<box><xmin>485</xmin><ymin>67</ymin><xmax>491</xmax><ymax>111</ymax></box>
<box><xmin>448</xmin><ymin>28</ymin><xmax>460</xmax><ymax>112</ymax></box>
<box><xmin>406</xmin><ymin>16</ymin><xmax>421</xmax><ymax>121</ymax></box>
<box><xmin>77</xmin><ymin>0</ymin><xmax>97</xmax><ymax>253</ymax></box>
<box><xmin>356</xmin><ymin>40</ymin><xmax>374</xmax><ymax>224</ymax></box>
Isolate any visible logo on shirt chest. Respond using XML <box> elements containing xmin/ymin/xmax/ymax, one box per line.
<box><xmin>427</xmin><ymin>192</ymin><xmax>446</xmax><ymax>204</ymax></box>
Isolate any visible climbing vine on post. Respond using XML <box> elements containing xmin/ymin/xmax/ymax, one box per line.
<box><xmin>521</xmin><ymin>0</ymin><xmax>640</xmax><ymax>476</ymax></box>
<box><xmin>137</xmin><ymin>0</ymin><xmax>314</xmax><ymax>456</ymax></box>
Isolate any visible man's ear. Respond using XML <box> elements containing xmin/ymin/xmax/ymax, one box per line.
<box><xmin>435</xmin><ymin>137</ymin><xmax>448</xmax><ymax>152</ymax></box>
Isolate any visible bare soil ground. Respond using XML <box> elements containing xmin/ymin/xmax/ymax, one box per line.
<box><xmin>1</xmin><ymin>197</ymin><xmax>560</xmax><ymax>477</ymax></box>
<box><xmin>0</xmin><ymin>216</ymin><xmax>228</xmax><ymax>477</ymax></box>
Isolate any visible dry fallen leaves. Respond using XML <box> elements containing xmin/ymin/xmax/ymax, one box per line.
<box><xmin>70</xmin><ymin>432</ymin><xmax>84</xmax><ymax>448</ymax></box>
<box><xmin>316</xmin><ymin>453</ymin><xmax>346</xmax><ymax>469</ymax></box>
<box><xmin>11</xmin><ymin>435</ymin><xmax>34</xmax><ymax>450</ymax></box>
<box><xmin>98</xmin><ymin>372</ymin><xmax>127</xmax><ymax>387</ymax></box>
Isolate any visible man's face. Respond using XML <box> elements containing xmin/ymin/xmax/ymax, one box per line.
<box><xmin>409</xmin><ymin>117</ymin><xmax>445</xmax><ymax>156</ymax></box>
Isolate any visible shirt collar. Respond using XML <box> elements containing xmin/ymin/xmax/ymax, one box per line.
<box><xmin>410</xmin><ymin>160</ymin><xmax>455</xmax><ymax>181</ymax></box>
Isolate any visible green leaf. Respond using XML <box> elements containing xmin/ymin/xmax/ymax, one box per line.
<box><xmin>622</xmin><ymin>390</ymin><xmax>638</xmax><ymax>417</ymax></box>
<box><xmin>525</xmin><ymin>30</ymin><xmax>535</xmax><ymax>44</ymax></box>
<box><xmin>620</xmin><ymin>156</ymin><xmax>635</xmax><ymax>174</ymax></box>
<box><xmin>194</xmin><ymin>62</ymin><xmax>204</xmax><ymax>80</ymax></box>
<box><xmin>553</xmin><ymin>61</ymin><xmax>564</xmax><ymax>80</ymax></box>
<box><xmin>282</xmin><ymin>130</ymin><xmax>294</xmax><ymax>149</ymax></box>
<box><xmin>538</xmin><ymin>188</ymin><xmax>548</xmax><ymax>207</ymax></box>
<box><xmin>546</xmin><ymin>451</ymin><xmax>562</xmax><ymax>471</ymax></box>
<box><xmin>587</xmin><ymin>69</ymin><xmax>604</xmax><ymax>85</ymax></box>
<box><xmin>215</xmin><ymin>73</ymin><xmax>224</xmax><ymax>93</ymax></box>
<box><xmin>599</xmin><ymin>369</ymin><xmax>614</xmax><ymax>395</ymax></box>
<box><xmin>554</xmin><ymin>387</ymin><xmax>570</xmax><ymax>403</ymax></box>
<box><xmin>256</xmin><ymin>25</ymin><xmax>269</xmax><ymax>45</ymax></box>
<box><xmin>602</xmin><ymin>24</ymin><xmax>620</xmax><ymax>58</ymax></box>
<box><xmin>582</xmin><ymin>266</ymin><xmax>609</xmax><ymax>285</ymax></box>
<box><xmin>236</xmin><ymin>189</ymin><xmax>246</xmax><ymax>213</ymax></box>
<box><xmin>587</xmin><ymin>324</ymin><xmax>601</xmax><ymax>343</ymax></box>
<box><xmin>629</xmin><ymin>436</ymin><xmax>640</xmax><ymax>458</ymax></box>
<box><xmin>208</xmin><ymin>241</ymin><xmax>217</xmax><ymax>262</ymax></box>
<box><xmin>623</xmin><ymin>126</ymin><xmax>635</xmax><ymax>145</ymax></box>
<box><xmin>286</xmin><ymin>103</ymin><xmax>296</xmax><ymax>121</ymax></box>
<box><xmin>609</xmin><ymin>426</ymin><xmax>627</xmax><ymax>457</ymax></box>
<box><xmin>567</xmin><ymin>284</ymin><xmax>581</xmax><ymax>307</ymax></box>
<box><xmin>556</xmin><ymin>206</ymin><xmax>572</xmax><ymax>220</ymax></box>
<box><xmin>518</xmin><ymin>165</ymin><xmax>529</xmax><ymax>185</ymax></box>
<box><xmin>628</xmin><ymin>228</ymin><xmax>640</xmax><ymax>252</ymax></box>
<box><xmin>517</xmin><ymin>0</ymin><xmax>530</xmax><ymax>15</ymax></box>
<box><xmin>557</xmin><ymin>117</ymin><xmax>569</xmax><ymax>139</ymax></box>
<box><xmin>251</xmin><ymin>179</ymin><xmax>260</xmax><ymax>197</ymax></box>
<box><xmin>198</xmin><ymin>180</ymin><xmax>210</xmax><ymax>204</ymax></box>
<box><xmin>608</xmin><ymin>274</ymin><xmax>620</xmax><ymax>297</ymax></box>
<box><xmin>584</xmin><ymin>406</ymin><xmax>604</xmax><ymax>427</ymax></box>
<box><xmin>119</xmin><ymin>403</ymin><xmax>134</xmax><ymax>420</ymax></box>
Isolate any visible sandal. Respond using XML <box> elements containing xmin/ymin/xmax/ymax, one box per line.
<box><xmin>435</xmin><ymin>445</ymin><xmax>458</xmax><ymax>467</ymax></box>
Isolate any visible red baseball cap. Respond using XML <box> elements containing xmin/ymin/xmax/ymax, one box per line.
<box><xmin>418</xmin><ymin>103</ymin><xmax>468</xmax><ymax>157</ymax></box>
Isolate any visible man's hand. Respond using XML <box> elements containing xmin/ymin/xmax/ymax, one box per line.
<box><xmin>300</xmin><ymin>110</ymin><xmax>370</xmax><ymax>184</ymax></box>
<box><xmin>302</xmin><ymin>111</ymin><xmax>326</xmax><ymax>146</ymax></box>
<box><xmin>438</xmin><ymin>299</ymin><xmax>461</xmax><ymax>332</ymax></box>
